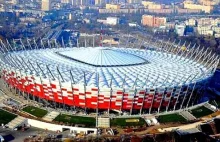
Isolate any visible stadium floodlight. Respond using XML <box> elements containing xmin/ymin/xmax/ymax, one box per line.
<box><xmin>186</xmin><ymin>82</ymin><xmax>197</xmax><ymax>108</ymax></box>
<box><xmin>19</xmin><ymin>38</ymin><xmax>26</xmax><ymax>51</ymax></box>
<box><xmin>27</xmin><ymin>59</ymin><xmax>38</xmax><ymax>75</ymax></box>
<box><xmin>6</xmin><ymin>39</ymin><xmax>13</xmax><ymax>51</ymax></box>
<box><xmin>46</xmin><ymin>65</ymin><xmax>55</xmax><ymax>80</ymax></box>
<box><xmin>62</xmin><ymin>37</ymin><xmax>65</xmax><ymax>48</ymax></box>
<box><xmin>0</xmin><ymin>43</ymin><xmax>5</xmax><ymax>54</ymax></box>
<box><xmin>26</xmin><ymin>38</ymin><xmax>32</xmax><ymax>50</ymax></box>
<box><xmin>0</xmin><ymin>40</ymin><xmax>8</xmax><ymax>53</ymax></box>
<box><xmin>47</xmin><ymin>39</ymin><xmax>52</xmax><ymax>49</ymax></box>
<box><xmin>9</xmin><ymin>54</ymin><xmax>20</xmax><ymax>69</ymax></box>
<box><xmin>36</xmin><ymin>62</ymin><xmax>46</xmax><ymax>78</ymax></box>
<box><xmin>33</xmin><ymin>38</ymin><xmax>38</xmax><ymax>50</ymax></box>
<box><xmin>84</xmin><ymin>35</ymin><xmax>87</xmax><ymax>48</ymax></box>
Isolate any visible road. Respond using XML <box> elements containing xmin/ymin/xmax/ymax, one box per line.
<box><xmin>0</xmin><ymin>127</ymin><xmax>47</xmax><ymax>142</ymax></box>
<box><xmin>0</xmin><ymin>126</ymin><xmax>72</xmax><ymax>142</ymax></box>
<box><xmin>158</xmin><ymin>111</ymin><xmax>220</xmax><ymax>133</ymax></box>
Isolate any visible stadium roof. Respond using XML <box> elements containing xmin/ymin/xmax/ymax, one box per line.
<box><xmin>5</xmin><ymin>47</ymin><xmax>211</xmax><ymax>89</ymax></box>
<box><xmin>57</xmin><ymin>47</ymin><xmax>148</xmax><ymax>67</ymax></box>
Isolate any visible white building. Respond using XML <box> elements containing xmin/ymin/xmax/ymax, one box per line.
<box><xmin>212</xmin><ymin>26</ymin><xmax>220</xmax><ymax>33</ymax></box>
<box><xmin>84</xmin><ymin>18</ymin><xmax>90</xmax><ymax>24</ymax></box>
<box><xmin>185</xmin><ymin>18</ymin><xmax>197</xmax><ymax>26</ymax></box>
<box><xmin>128</xmin><ymin>23</ymin><xmax>138</xmax><ymax>27</ymax></box>
<box><xmin>197</xmin><ymin>25</ymin><xmax>213</xmax><ymax>36</ymax></box>
<box><xmin>215</xmin><ymin>33</ymin><xmax>220</xmax><ymax>38</ymax></box>
<box><xmin>106</xmin><ymin>17</ymin><xmax>119</xmax><ymax>25</ymax></box>
<box><xmin>68</xmin><ymin>13</ymin><xmax>72</xmax><ymax>20</ymax></box>
<box><xmin>61</xmin><ymin>0</ymin><xmax>70</xmax><ymax>3</ymax></box>
<box><xmin>97</xmin><ymin>19</ymin><xmax>106</xmax><ymax>24</ymax></box>
<box><xmin>175</xmin><ymin>24</ymin><xmax>186</xmax><ymax>36</ymax></box>
<box><xmin>211</xmin><ymin>18</ymin><xmax>220</xmax><ymax>26</ymax></box>
<box><xmin>197</xmin><ymin>18</ymin><xmax>213</xmax><ymax>26</ymax></box>
<box><xmin>5</xmin><ymin>0</ymin><xmax>17</xmax><ymax>4</ymax></box>
<box><xmin>42</xmin><ymin>0</ymin><xmax>51</xmax><ymax>11</ymax></box>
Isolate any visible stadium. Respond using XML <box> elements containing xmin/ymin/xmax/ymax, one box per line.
<box><xmin>0</xmin><ymin>35</ymin><xmax>219</xmax><ymax>115</ymax></box>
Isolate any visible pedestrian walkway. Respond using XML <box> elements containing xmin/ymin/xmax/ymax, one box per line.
<box><xmin>158</xmin><ymin>121</ymin><xmax>202</xmax><ymax>132</ymax></box>
<box><xmin>97</xmin><ymin>117</ymin><xmax>110</xmax><ymax>128</ymax></box>
<box><xmin>204</xmin><ymin>103</ymin><xmax>217</xmax><ymax>112</ymax></box>
<box><xmin>7</xmin><ymin>116</ymin><xmax>27</xmax><ymax>129</ymax></box>
<box><xmin>179</xmin><ymin>111</ymin><xmax>196</xmax><ymax>121</ymax></box>
<box><xmin>42</xmin><ymin>111</ymin><xmax>60</xmax><ymax>122</ymax></box>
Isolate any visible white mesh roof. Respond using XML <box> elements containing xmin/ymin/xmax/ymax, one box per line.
<box><xmin>7</xmin><ymin>47</ymin><xmax>211</xmax><ymax>89</ymax></box>
<box><xmin>58</xmin><ymin>47</ymin><xmax>147</xmax><ymax>67</ymax></box>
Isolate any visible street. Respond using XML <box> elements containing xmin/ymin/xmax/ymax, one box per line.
<box><xmin>0</xmin><ymin>127</ymin><xmax>56</xmax><ymax>142</ymax></box>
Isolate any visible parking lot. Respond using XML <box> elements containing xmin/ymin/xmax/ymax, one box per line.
<box><xmin>0</xmin><ymin>127</ymin><xmax>58</xmax><ymax>142</ymax></box>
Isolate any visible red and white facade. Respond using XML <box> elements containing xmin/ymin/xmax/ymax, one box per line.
<box><xmin>1</xmin><ymin>68</ymin><xmax>207</xmax><ymax>114</ymax></box>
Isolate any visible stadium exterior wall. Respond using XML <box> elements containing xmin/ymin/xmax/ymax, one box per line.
<box><xmin>1</xmin><ymin>68</ymin><xmax>206</xmax><ymax>114</ymax></box>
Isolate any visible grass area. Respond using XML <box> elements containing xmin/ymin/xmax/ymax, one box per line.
<box><xmin>0</xmin><ymin>109</ymin><xmax>17</xmax><ymax>124</ymax></box>
<box><xmin>110</xmin><ymin>117</ymin><xmax>146</xmax><ymax>127</ymax></box>
<box><xmin>190</xmin><ymin>106</ymin><xmax>214</xmax><ymax>118</ymax></box>
<box><xmin>22</xmin><ymin>106</ymin><xmax>48</xmax><ymax>118</ymax></box>
<box><xmin>54</xmin><ymin>114</ymin><xmax>96</xmax><ymax>127</ymax></box>
<box><xmin>157</xmin><ymin>113</ymin><xmax>187</xmax><ymax>123</ymax></box>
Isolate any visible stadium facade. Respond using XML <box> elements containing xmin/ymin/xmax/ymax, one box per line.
<box><xmin>0</xmin><ymin>36</ymin><xmax>219</xmax><ymax>115</ymax></box>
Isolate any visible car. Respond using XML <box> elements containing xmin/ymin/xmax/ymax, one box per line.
<box><xmin>28</xmin><ymin>135</ymin><xmax>36</xmax><ymax>138</ymax></box>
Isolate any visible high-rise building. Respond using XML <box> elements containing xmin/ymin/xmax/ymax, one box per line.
<box><xmin>183</xmin><ymin>0</ymin><xmax>213</xmax><ymax>13</ymax></box>
<box><xmin>142</xmin><ymin>15</ymin><xmax>167</xmax><ymax>27</ymax></box>
<box><xmin>61</xmin><ymin>0</ymin><xmax>70</xmax><ymax>3</ymax></box>
<box><xmin>198</xmin><ymin>0</ymin><xmax>220</xmax><ymax>5</ymax></box>
<box><xmin>127</xmin><ymin>0</ymin><xmax>141</xmax><ymax>4</ymax></box>
<box><xmin>71</xmin><ymin>0</ymin><xmax>92</xmax><ymax>5</ymax></box>
<box><xmin>142</xmin><ymin>1</ymin><xmax>154</xmax><ymax>7</ymax></box>
<box><xmin>4</xmin><ymin>0</ymin><xmax>17</xmax><ymax>4</ymax></box>
<box><xmin>71</xmin><ymin>0</ymin><xmax>80</xmax><ymax>5</ymax></box>
<box><xmin>41</xmin><ymin>0</ymin><xmax>51</xmax><ymax>11</ymax></box>
<box><xmin>106</xmin><ymin>4</ymin><xmax>120</xmax><ymax>9</ymax></box>
<box><xmin>175</xmin><ymin>24</ymin><xmax>186</xmax><ymax>36</ymax></box>
<box><xmin>95</xmin><ymin>0</ymin><xmax>108</xmax><ymax>5</ymax></box>
<box><xmin>185</xmin><ymin>18</ymin><xmax>197</xmax><ymax>26</ymax></box>
<box><xmin>142</xmin><ymin>1</ymin><xmax>163</xmax><ymax>9</ymax></box>
<box><xmin>106</xmin><ymin>17</ymin><xmax>119</xmax><ymax>25</ymax></box>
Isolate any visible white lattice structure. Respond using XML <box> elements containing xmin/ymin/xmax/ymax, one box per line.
<box><xmin>0</xmin><ymin>35</ymin><xmax>219</xmax><ymax>115</ymax></box>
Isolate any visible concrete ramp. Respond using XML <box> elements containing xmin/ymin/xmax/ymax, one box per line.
<box><xmin>97</xmin><ymin>117</ymin><xmax>110</xmax><ymax>128</ymax></box>
<box><xmin>179</xmin><ymin>111</ymin><xmax>196</xmax><ymax>121</ymax></box>
<box><xmin>42</xmin><ymin>111</ymin><xmax>60</xmax><ymax>122</ymax></box>
<box><xmin>7</xmin><ymin>116</ymin><xmax>26</xmax><ymax>129</ymax></box>
<box><xmin>204</xmin><ymin>103</ymin><xmax>216</xmax><ymax>112</ymax></box>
